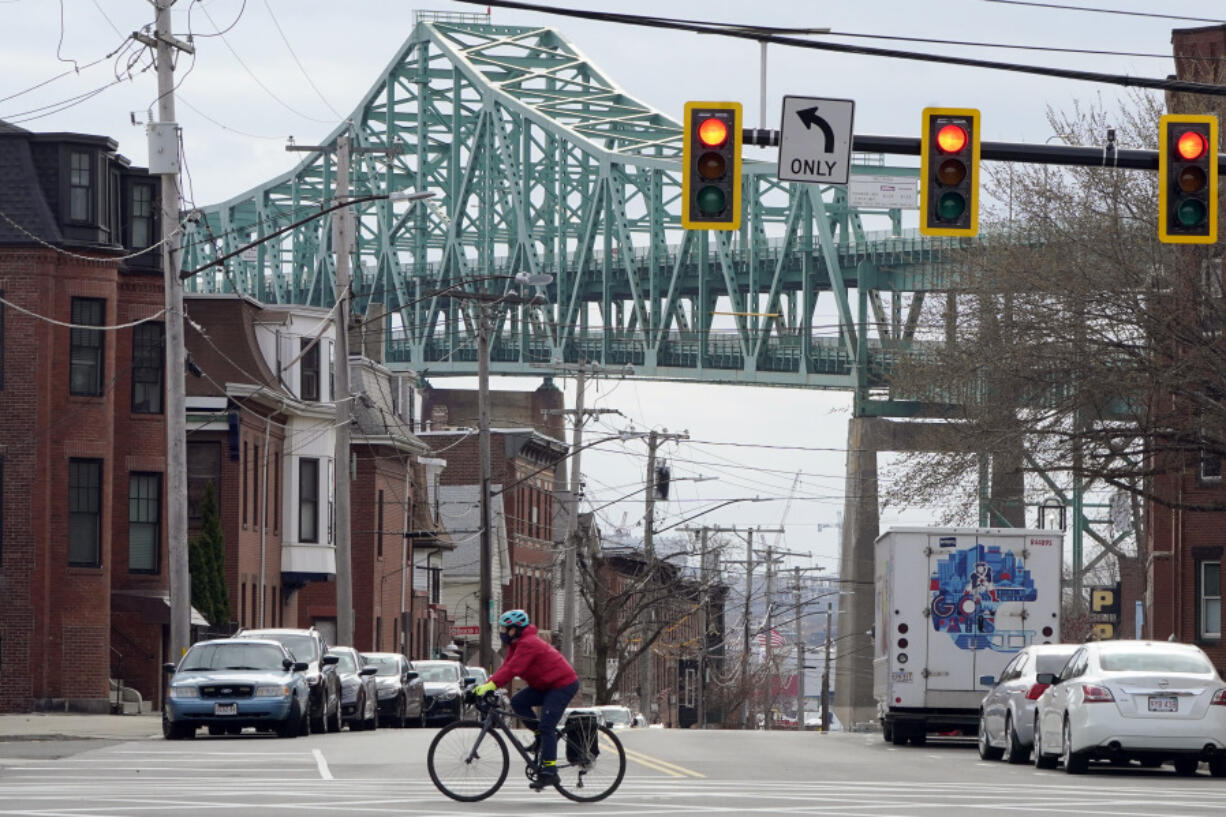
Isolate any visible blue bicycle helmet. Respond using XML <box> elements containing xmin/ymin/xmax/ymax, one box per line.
<box><xmin>498</xmin><ymin>609</ymin><xmax>530</xmax><ymax>628</ymax></box>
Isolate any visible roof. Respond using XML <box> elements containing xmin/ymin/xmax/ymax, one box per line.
<box><xmin>349</xmin><ymin>359</ymin><xmax>427</xmax><ymax>453</ymax></box>
<box><xmin>0</xmin><ymin>129</ymin><xmax>63</xmax><ymax>246</ymax></box>
<box><xmin>184</xmin><ymin>295</ymin><xmax>287</xmax><ymax>398</ymax></box>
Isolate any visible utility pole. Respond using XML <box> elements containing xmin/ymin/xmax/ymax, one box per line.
<box><xmin>794</xmin><ymin>566</ymin><xmax>804</xmax><ymax>728</ymax></box>
<box><xmin>144</xmin><ymin>0</ymin><xmax>195</xmax><ymax>660</ymax></box>
<box><xmin>478</xmin><ymin>298</ymin><xmax>493</xmax><ymax>669</ymax></box>
<box><xmin>540</xmin><ymin>362</ymin><xmax>621</xmax><ymax>661</ymax></box>
<box><xmin>742</xmin><ymin>527</ymin><xmax>754</xmax><ymax>729</ymax></box>
<box><xmin>822</xmin><ymin>602</ymin><xmax>832</xmax><ymax>732</ymax></box>
<box><xmin>763</xmin><ymin>543</ymin><xmax>774</xmax><ymax>731</ymax></box>
<box><xmin>697</xmin><ymin>527</ymin><xmax>710</xmax><ymax>730</ymax></box>
<box><xmin>332</xmin><ymin>133</ymin><xmax>355</xmax><ymax>647</ymax></box>
<box><xmin>641</xmin><ymin>428</ymin><xmax>687</xmax><ymax>724</ymax></box>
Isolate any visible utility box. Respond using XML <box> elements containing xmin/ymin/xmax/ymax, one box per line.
<box><xmin>146</xmin><ymin>122</ymin><xmax>180</xmax><ymax>175</ymax></box>
<box><xmin>873</xmin><ymin>527</ymin><xmax>1062</xmax><ymax>745</ymax></box>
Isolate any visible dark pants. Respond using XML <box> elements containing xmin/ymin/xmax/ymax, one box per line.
<box><xmin>511</xmin><ymin>680</ymin><xmax>579</xmax><ymax>765</ymax></box>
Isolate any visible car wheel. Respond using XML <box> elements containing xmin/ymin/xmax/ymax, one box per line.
<box><xmin>278</xmin><ymin>700</ymin><xmax>302</xmax><ymax>739</ymax></box>
<box><xmin>299</xmin><ymin>702</ymin><xmax>312</xmax><ymax>737</ymax></box>
<box><xmin>395</xmin><ymin>696</ymin><xmax>407</xmax><ymax>729</ymax></box>
<box><xmin>1062</xmin><ymin>718</ymin><xmax>1088</xmax><ymax>774</ymax></box>
<box><xmin>978</xmin><ymin>713</ymin><xmax>1003</xmax><ymax>761</ymax></box>
<box><xmin>419</xmin><ymin>708</ymin><xmax>428</xmax><ymax>728</ymax></box>
<box><xmin>369</xmin><ymin>700</ymin><xmax>379</xmax><ymax>731</ymax></box>
<box><xmin>162</xmin><ymin>711</ymin><xmax>194</xmax><ymax>741</ymax></box>
<box><xmin>1003</xmin><ymin>714</ymin><xmax>1030</xmax><ymax>765</ymax></box>
<box><xmin>1174</xmin><ymin>757</ymin><xmax>1201</xmax><ymax>776</ymax></box>
<box><xmin>1033</xmin><ymin>716</ymin><xmax>1057</xmax><ymax>770</ymax></box>
<box><xmin>1209</xmin><ymin>757</ymin><xmax>1226</xmax><ymax>777</ymax></box>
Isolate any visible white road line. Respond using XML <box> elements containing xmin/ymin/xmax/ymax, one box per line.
<box><xmin>312</xmin><ymin>748</ymin><xmax>333</xmax><ymax>780</ymax></box>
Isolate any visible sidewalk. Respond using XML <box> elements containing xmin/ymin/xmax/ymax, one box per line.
<box><xmin>0</xmin><ymin>713</ymin><xmax>161</xmax><ymax>742</ymax></box>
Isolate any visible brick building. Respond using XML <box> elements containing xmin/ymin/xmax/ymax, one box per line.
<box><xmin>1144</xmin><ymin>25</ymin><xmax>1226</xmax><ymax>662</ymax></box>
<box><xmin>0</xmin><ymin>121</ymin><xmax>181</xmax><ymax>712</ymax></box>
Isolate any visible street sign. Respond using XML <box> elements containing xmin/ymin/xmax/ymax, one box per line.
<box><xmin>778</xmin><ymin>95</ymin><xmax>855</xmax><ymax>185</ymax></box>
<box><xmin>453</xmin><ymin>625</ymin><xmax>480</xmax><ymax>636</ymax></box>
<box><xmin>848</xmin><ymin>174</ymin><xmax>918</xmax><ymax>209</ymax></box>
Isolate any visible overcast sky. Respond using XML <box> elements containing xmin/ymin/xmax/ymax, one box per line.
<box><xmin>0</xmin><ymin>0</ymin><xmax>1207</xmax><ymax>571</ymax></box>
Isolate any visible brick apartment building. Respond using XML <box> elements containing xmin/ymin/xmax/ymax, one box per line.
<box><xmin>0</xmin><ymin>121</ymin><xmax>179</xmax><ymax>712</ymax></box>
<box><xmin>419</xmin><ymin>382</ymin><xmax>567</xmax><ymax>643</ymax></box>
<box><xmin>1144</xmin><ymin>25</ymin><xmax>1226</xmax><ymax>663</ymax></box>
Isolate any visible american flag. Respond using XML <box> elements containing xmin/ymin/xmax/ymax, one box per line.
<box><xmin>756</xmin><ymin>628</ymin><xmax>787</xmax><ymax>649</ymax></box>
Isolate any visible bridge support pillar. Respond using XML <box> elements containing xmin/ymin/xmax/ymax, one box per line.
<box><xmin>834</xmin><ymin>417</ymin><xmax>878</xmax><ymax>731</ymax></box>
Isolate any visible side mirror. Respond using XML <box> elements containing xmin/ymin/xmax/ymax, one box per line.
<box><xmin>293</xmin><ymin>662</ymin><xmax>309</xmax><ymax>672</ymax></box>
<box><xmin>282</xmin><ymin>658</ymin><xmax>294</xmax><ymax>670</ymax></box>
<box><xmin>321</xmin><ymin>654</ymin><xmax>340</xmax><ymax>666</ymax></box>
<box><xmin>1035</xmin><ymin>672</ymin><xmax>1059</xmax><ymax>686</ymax></box>
<box><xmin>162</xmin><ymin>662</ymin><xmax>177</xmax><ymax>674</ymax></box>
<box><xmin>359</xmin><ymin>666</ymin><xmax>378</xmax><ymax>676</ymax></box>
<box><xmin>462</xmin><ymin>676</ymin><xmax>476</xmax><ymax>687</ymax></box>
<box><xmin>978</xmin><ymin>675</ymin><xmax>996</xmax><ymax>687</ymax></box>
<box><xmin>405</xmin><ymin>671</ymin><xmax>419</xmax><ymax>681</ymax></box>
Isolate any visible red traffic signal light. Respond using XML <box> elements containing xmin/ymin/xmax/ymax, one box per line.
<box><xmin>1159</xmin><ymin>115</ymin><xmax>1217</xmax><ymax>244</ymax></box>
<box><xmin>920</xmin><ymin>108</ymin><xmax>980</xmax><ymax>237</ymax></box>
<box><xmin>682</xmin><ymin>102</ymin><xmax>742</xmax><ymax>231</ymax></box>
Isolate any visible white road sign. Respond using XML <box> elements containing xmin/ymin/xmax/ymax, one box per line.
<box><xmin>849</xmin><ymin>175</ymin><xmax>918</xmax><ymax>209</ymax></box>
<box><xmin>778</xmin><ymin>95</ymin><xmax>855</xmax><ymax>185</ymax></box>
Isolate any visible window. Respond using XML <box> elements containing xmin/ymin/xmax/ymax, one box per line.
<box><xmin>130</xmin><ymin>185</ymin><xmax>153</xmax><ymax>248</ymax></box>
<box><xmin>299</xmin><ymin>458</ymin><xmax>319</xmax><ymax>543</ymax></box>
<box><xmin>1202</xmin><ymin>561</ymin><xmax>1222</xmax><ymax>640</ymax></box>
<box><xmin>131</xmin><ymin>321</ymin><xmax>163</xmax><ymax>413</ymax></box>
<box><xmin>68</xmin><ymin>459</ymin><xmax>102</xmax><ymax>566</ymax></box>
<box><xmin>1202</xmin><ymin>450</ymin><xmax>1222</xmax><ymax>482</ymax></box>
<box><xmin>186</xmin><ymin>442</ymin><xmax>220</xmax><ymax>523</ymax></box>
<box><xmin>69</xmin><ymin>151</ymin><xmax>91</xmax><ymax>222</ymax></box>
<box><xmin>128</xmin><ymin>472</ymin><xmax>161</xmax><ymax>573</ymax></box>
<box><xmin>377</xmin><ymin>490</ymin><xmax>384</xmax><ymax>558</ymax></box>
<box><xmin>301</xmin><ymin>339</ymin><xmax>320</xmax><ymax>401</ymax></box>
<box><xmin>69</xmin><ymin>298</ymin><xmax>104</xmax><ymax>396</ymax></box>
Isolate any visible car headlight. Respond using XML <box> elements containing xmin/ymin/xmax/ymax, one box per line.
<box><xmin>255</xmin><ymin>685</ymin><xmax>291</xmax><ymax>697</ymax></box>
<box><xmin>437</xmin><ymin>689</ymin><xmax>458</xmax><ymax>701</ymax></box>
<box><xmin>169</xmin><ymin>686</ymin><xmax>199</xmax><ymax>699</ymax></box>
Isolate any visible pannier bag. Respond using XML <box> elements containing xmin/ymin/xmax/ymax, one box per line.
<box><xmin>564</xmin><ymin>712</ymin><xmax>601</xmax><ymax>764</ymax></box>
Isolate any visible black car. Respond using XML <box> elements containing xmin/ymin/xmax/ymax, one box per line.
<box><xmin>235</xmin><ymin>627</ymin><xmax>342</xmax><ymax>733</ymax></box>
<box><xmin>331</xmin><ymin>647</ymin><xmax>379</xmax><ymax>731</ymax></box>
<box><xmin>413</xmin><ymin>660</ymin><xmax>469</xmax><ymax>725</ymax></box>
<box><xmin>362</xmin><ymin>652</ymin><xmax>426</xmax><ymax>727</ymax></box>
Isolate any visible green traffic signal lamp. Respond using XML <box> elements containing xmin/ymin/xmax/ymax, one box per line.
<box><xmin>682</xmin><ymin>102</ymin><xmax>742</xmax><ymax>231</ymax></box>
<box><xmin>920</xmin><ymin>108</ymin><xmax>980</xmax><ymax>237</ymax></box>
<box><xmin>1159</xmin><ymin>114</ymin><xmax>1217</xmax><ymax>244</ymax></box>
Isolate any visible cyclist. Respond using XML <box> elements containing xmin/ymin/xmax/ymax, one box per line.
<box><xmin>474</xmin><ymin>609</ymin><xmax>579</xmax><ymax>790</ymax></box>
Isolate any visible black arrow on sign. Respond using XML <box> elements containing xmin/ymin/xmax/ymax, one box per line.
<box><xmin>796</xmin><ymin>106</ymin><xmax>835</xmax><ymax>153</ymax></box>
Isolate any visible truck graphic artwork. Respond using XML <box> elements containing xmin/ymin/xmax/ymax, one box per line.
<box><xmin>929</xmin><ymin>543</ymin><xmax>1037</xmax><ymax>652</ymax></box>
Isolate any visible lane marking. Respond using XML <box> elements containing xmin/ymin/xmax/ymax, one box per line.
<box><xmin>312</xmin><ymin>748</ymin><xmax>333</xmax><ymax>781</ymax></box>
<box><xmin>618</xmin><ymin>745</ymin><xmax>706</xmax><ymax>778</ymax></box>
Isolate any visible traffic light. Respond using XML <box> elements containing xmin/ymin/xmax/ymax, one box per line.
<box><xmin>920</xmin><ymin>108</ymin><xmax>980</xmax><ymax>237</ymax></box>
<box><xmin>682</xmin><ymin>101</ymin><xmax>742</xmax><ymax>230</ymax></box>
<box><xmin>1159</xmin><ymin>114</ymin><xmax>1218</xmax><ymax>244</ymax></box>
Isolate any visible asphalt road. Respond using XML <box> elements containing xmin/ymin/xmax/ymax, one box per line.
<box><xmin>2</xmin><ymin>727</ymin><xmax>1225</xmax><ymax>816</ymax></box>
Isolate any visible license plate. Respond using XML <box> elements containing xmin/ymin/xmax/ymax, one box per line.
<box><xmin>1148</xmin><ymin>695</ymin><xmax>1178</xmax><ymax>713</ymax></box>
<box><xmin>214</xmin><ymin>703</ymin><xmax>238</xmax><ymax>716</ymax></box>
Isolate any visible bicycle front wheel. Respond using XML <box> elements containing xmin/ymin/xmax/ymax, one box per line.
<box><xmin>555</xmin><ymin>723</ymin><xmax>626</xmax><ymax>803</ymax></box>
<box><xmin>426</xmin><ymin>720</ymin><xmax>509</xmax><ymax>802</ymax></box>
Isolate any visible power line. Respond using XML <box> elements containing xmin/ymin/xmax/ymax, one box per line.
<box><xmin>982</xmin><ymin>0</ymin><xmax>1225</xmax><ymax>25</ymax></box>
<box><xmin>824</xmin><ymin>29</ymin><xmax>1198</xmax><ymax>62</ymax></box>
<box><xmin>262</xmin><ymin>0</ymin><xmax>342</xmax><ymax>119</ymax></box>
<box><xmin>459</xmin><ymin>0</ymin><xmax>1226</xmax><ymax>97</ymax></box>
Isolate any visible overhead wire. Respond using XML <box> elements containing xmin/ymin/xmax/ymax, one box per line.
<box><xmin>261</xmin><ymin>0</ymin><xmax>343</xmax><ymax>119</ymax></box>
<box><xmin>982</xmin><ymin>0</ymin><xmax>1225</xmax><ymax>25</ymax></box>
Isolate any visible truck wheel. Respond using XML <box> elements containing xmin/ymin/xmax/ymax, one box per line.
<box><xmin>882</xmin><ymin>721</ymin><xmax>893</xmax><ymax>743</ymax></box>
<box><xmin>891</xmin><ymin>724</ymin><xmax>908</xmax><ymax>746</ymax></box>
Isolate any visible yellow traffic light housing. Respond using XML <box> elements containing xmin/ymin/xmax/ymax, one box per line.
<box><xmin>682</xmin><ymin>101</ymin><xmax>742</xmax><ymax>230</ymax></box>
<box><xmin>920</xmin><ymin>107</ymin><xmax>980</xmax><ymax>237</ymax></box>
<box><xmin>1159</xmin><ymin>114</ymin><xmax>1218</xmax><ymax>245</ymax></box>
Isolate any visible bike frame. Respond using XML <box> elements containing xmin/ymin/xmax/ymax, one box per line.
<box><xmin>463</xmin><ymin>698</ymin><xmax>542</xmax><ymax>769</ymax></box>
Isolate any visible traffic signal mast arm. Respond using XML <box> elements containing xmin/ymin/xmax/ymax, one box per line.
<box><xmin>744</xmin><ymin>129</ymin><xmax>1216</xmax><ymax>172</ymax></box>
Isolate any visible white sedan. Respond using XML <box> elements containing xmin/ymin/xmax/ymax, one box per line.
<box><xmin>1033</xmin><ymin>640</ymin><xmax>1226</xmax><ymax>776</ymax></box>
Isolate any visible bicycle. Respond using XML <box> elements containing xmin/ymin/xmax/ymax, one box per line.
<box><xmin>426</xmin><ymin>690</ymin><xmax>626</xmax><ymax>802</ymax></box>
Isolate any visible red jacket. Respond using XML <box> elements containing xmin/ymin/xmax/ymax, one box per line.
<box><xmin>489</xmin><ymin>625</ymin><xmax>578</xmax><ymax>690</ymax></box>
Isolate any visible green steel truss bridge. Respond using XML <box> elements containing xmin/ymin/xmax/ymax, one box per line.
<box><xmin>182</xmin><ymin>13</ymin><xmax>961</xmax><ymax>410</ymax></box>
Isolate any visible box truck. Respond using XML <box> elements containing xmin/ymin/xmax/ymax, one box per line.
<box><xmin>873</xmin><ymin>527</ymin><xmax>1062</xmax><ymax>745</ymax></box>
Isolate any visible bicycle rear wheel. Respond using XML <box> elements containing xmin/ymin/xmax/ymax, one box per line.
<box><xmin>426</xmin><ymin>720</ymin><xmax>509</xmax><ymax>802</ymax></box>
<box><xmin>555</xmin><ymin>723</ymin><xmax>626</xmax><ymax>802</ymax></box>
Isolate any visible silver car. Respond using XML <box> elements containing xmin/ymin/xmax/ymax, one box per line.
<box><xmin>978</xmin><ymin>643</ymin><xmax>1079</xmax><ymax>763</ymax></box>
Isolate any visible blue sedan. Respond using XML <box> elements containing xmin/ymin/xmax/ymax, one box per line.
<box><xmin>163</xmin><ymin>639</ymin><xmax>310</xmax><ymax>739</ymax></box>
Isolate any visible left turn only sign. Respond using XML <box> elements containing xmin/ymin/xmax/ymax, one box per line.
<box><xmin>777</xmin><ymin>95</ymin><xmax>855</xmax><ymax>185</ymax></box>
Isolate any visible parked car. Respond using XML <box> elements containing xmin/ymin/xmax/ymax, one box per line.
<box><xmin>331</xmin><ymin>647</ymin><xmax>379</xmax><ymax>731</ymax></box>
<box><xmin>466</xmin><ymin>666</ymin><xmax>509</xmax><ymax>708</ymax></box>
<box><xmin>414</xmin><ymin>660</ymin><xmax>468</xmax><ymax>724</ymax></box>
<box><xmin>632</xmin><ymin>711</ymin><xmax>647</xmax><ymax>728</ymax></box>
<box><xmin>596</xmin><ymin>705</ymin><xmax>635</xmax><ymax>729</ymax></box>
<box><xmin>235</xmin><ymin>627</ymin><xmax>342</xmax><ymax>733</ymax></box>
<box><xmin>162</xmin><ymin>638</ymin><xmax>309</xmax><ymax>740</ymax></box>
<box><xmin>978</xmin><ymin>643</ymin><xmax>1079</xmax><ymax>764</ymax></box>
<box><xmin>363</xmin><ymin>652</ymin><xmax>426</xmax><ymax>727</ymax></box>
<box><xmin>1033</xmin><ymin>640</ymin><xmax>1226</xmax><ymax>775</ymax></box>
